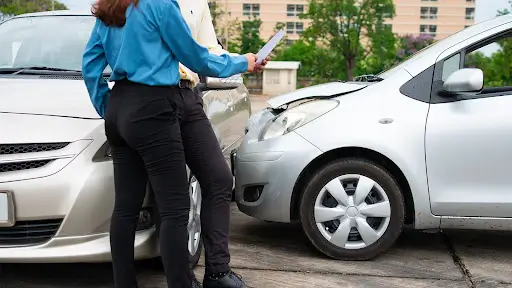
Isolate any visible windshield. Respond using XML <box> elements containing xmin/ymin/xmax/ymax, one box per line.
<box><xmin>0</xmin><ymin>15</ymin><xmax>110</xmax><ymax>73</ymax></box>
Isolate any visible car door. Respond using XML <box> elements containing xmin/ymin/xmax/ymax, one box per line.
<box><xmin>221</xmin><ymin>84</ymin><xmax>251</xmax><ymax>150</ymax></box>
<box><xmin>202</xmin><ymin>89</ymin><xmax>232</xmax><ymax>153</ymax></box>
<box><xmin>425</xmin><ymin>31</ymin><xmax>512</xmax><ymax>218</ymax></box>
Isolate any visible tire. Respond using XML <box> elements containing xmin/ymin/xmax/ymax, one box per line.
<box><xmin>188</xmin><ymin>175</ymin><xmax>203</xmax><ymax>269</ymax></box>
<box><xmin>153</xmin><ymin>176</ymin><xmax>203</xmax><ymax>269</ymax></box>
<box><xmin>299</xmin><ymin>158</ymin><xmax>405</xmax><ymax>260</ymax></box>
<box><xmin>189</xmin><ymin>237</ymin><xmax>203</xmax><ymax>269</ymax></box>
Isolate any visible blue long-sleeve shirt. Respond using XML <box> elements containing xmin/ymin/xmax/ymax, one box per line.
<box><xmin>82</xmin><ymin>0</ymin><xmax>248</xmax><ymax>118</ymax></box>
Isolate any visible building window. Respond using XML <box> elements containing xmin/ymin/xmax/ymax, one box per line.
<box><xmin>420</xmin><ymin>7</ymin><xmax>438</xmax><ymax>19</ymax></box>
<box><xmin>421</xmin><ymin>0</ymin><xmax>437</xmax><ymax>1</ymax></box>
<box><xmin>466</xmin><ymin>8</ymin><xmax>475</xmax><ymax>20</ymax></box>
<box><xmin>287</xmin><ymin>4</ymin><xmax>304</xmax><ymax>17</ymax></box>
<box><xmin>466</xmin><ymin>0</ymin><xmax>475</xmax><ymax>3</ymax></box>
<box><xmin>420</xmin><ymin>24</ymin><xmax>437</xmax><ymax>37</ymax></box>
<box><xmin>296</xmin><ymin>22</ymin><xmax>304</xmax><ymax>34</ymax></box>
<box><xmin>286</xmin><ymin>22</ymin><xmax>303</xmax><ymax>34</ymax></box>
<box><xmin>243</xmin><ymin>4</ymin><xmax>260</xmax><ymax>17</ymax></box>
<box><xmin>285</xmin><ymin>39</ymin><xmax>296</xmax><ymax>46</ymax></box>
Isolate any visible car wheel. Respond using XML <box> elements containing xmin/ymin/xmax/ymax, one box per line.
<box><xmin>188</xmin><ymin>176</ymin><xmax>203</xmax><ymax>269</ymax></box>
<box><xmin>299</xmin><ymin>158</ymin><xmax>404</xmax><ymax>260</ymax></box>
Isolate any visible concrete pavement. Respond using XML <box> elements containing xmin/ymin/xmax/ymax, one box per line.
<box><xmin>2</xmin><ymin>205</ymin><xmax>512</xmax><ymax>287</ymax></box>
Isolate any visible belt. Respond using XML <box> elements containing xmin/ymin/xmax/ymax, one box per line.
<box><xmin>114</xmin><ymin>78</ymin><xmax>193</xmax><ymax>89</ymax></box>
<box><xmin>178</xmin><ymin>79</ymin><xmax>193</xmax><ymax>89</ymax></box>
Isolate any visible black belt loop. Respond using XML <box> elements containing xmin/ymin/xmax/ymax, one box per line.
<box><xmin>178</xmin><ymin>79</ymin><xmax>192</xmax><ymax>89</ymax></box>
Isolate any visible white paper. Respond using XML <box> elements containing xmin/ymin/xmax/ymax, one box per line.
<box><xmin>0</xmin><ymin>193</ymin><xmax>8</xmax><ymax>222</ymax></box>
<box><xmin>256</xmin><ymin>29</ymin><xmax>285</xmax><ymax>64</ymax></box>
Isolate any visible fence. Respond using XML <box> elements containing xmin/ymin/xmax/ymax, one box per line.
<box><xmin>244</xmin><ymin>74</ymin><xmax>263</xmax><ymax>94</ymax></box>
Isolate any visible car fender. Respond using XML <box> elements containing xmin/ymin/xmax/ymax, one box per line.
<box><xmin>294</xmin><ymin>78</ymin><xmax>439</xmax><ymax>229</ymax></box>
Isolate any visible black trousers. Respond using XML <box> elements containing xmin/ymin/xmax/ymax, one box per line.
<box><xmin>152</xmin><ymin>86</ymin><xmax>233</xmax><ymax>276</ymax></box>
<box><xmin>105</xmin><ymin>80</ymin><xmax>233</xmax><ymax>288</ymax></box>
<box><xmin>104</xmin><ymin>80</ymin><xmax>194</xmax><ymax>288</ymax></box>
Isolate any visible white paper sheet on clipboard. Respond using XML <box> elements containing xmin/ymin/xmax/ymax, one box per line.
<box><xmin>256</xmin><ymin>29</ymin><xmax>285</xmax><ymax>64</ymax></box>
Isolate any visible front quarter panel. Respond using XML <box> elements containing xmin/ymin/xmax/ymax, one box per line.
<box><xmin>295</xmin><ymin>69</ymin><xmax>439</xmax><ymax>229</ymax></box>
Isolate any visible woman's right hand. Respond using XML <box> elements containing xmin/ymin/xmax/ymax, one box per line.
<box><xmin>244</xmin><ymin>53</ymin><xmax>258</xmax><ymax>73</ymax></box>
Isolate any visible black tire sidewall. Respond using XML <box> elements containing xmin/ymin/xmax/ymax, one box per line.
<box><xmin>189</xmin><ymin>237</ymin><xmax>203</xmax><ymax>269</ymax></box>
<box><xmin>299</xmin><ymin>158</ymin><xmax>405</xmax><ymax>260</ymax></box>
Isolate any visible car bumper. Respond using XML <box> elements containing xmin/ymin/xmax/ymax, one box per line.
<box><xmin>234</xmin><ymin>116</ymin><xmax>322</xmax><ymax>223</ymax></box>
<box><xmin>0</xmin><ymin>228</ymin><xmax>157</xmax><ymax>263</ymax></box>
<box><xmin>0</xmin><ymin>138</ymin><xmax>157</xmax><ymax>263</ymax></box>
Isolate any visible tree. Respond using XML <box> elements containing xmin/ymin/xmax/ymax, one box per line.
<box><xmin>301</xmin><ymin>0</ymin><xmax>395</xmax><ymax>80</ymax></box>
<box><xmin>274</xmin><ymin>39</ymin><xmax>346</xmax><ymax>83</ymax></box>
<box><xmin>270</xmin><ymin>22</ymin><xmax>287</xmax><ymax>57</ymax></box>
<box><xmin>497</xmin><ymin>0</ymin><xmax>511</xmax><ymax>16</ymax></box>
<box><xmin>229</xmin><ymin>17</ymin><xmax>264</xmax><ymax>55</ymax></box>
<box><xmin>0</xmin><ymin>0</ymin><xmax>67</xmax><ymax>17</ymax></box>
<box><xmin>358</xmin><ymin>23</ymin><xmax>397</xmax><ymax>75</ymax></box>
<box><xmin>395</xmin><ymin>34</ymin><xmax>435</xmax><ymax>62</ymax></box>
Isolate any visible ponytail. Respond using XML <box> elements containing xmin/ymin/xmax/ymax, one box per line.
<box><xmin>92</xmin><ymin>0</ymin><xmax>139</xmax><ymax>27</ymax></box>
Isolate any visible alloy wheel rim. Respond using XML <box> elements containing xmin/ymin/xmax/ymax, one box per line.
<box><xmin>188</xmin><ymin>177</ymin><xmax>202</xmax><ymax>255</ymax></box>
<box><xmin>314</xmin><ymin>174</ymin><xmax>391</xmax><ymax>250</ymax></box>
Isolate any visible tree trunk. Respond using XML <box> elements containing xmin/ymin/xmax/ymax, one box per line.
<box><xmin>347</xmin><ymin>57</ymin><xmax>356</xmax><ymax>80</ymax></box>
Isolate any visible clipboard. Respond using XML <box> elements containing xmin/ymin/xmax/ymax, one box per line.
<box><xmin>256</xmin><ymin>29</ymin><xmax>285</xmax><ymax>64</ymax></box>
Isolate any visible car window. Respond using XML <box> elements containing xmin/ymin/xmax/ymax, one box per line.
<box><xmin>464</xmin><ymin>35</ymin><xmax>512</xmax><ymax>89</ymax></box>
<box><xmin>0</xmin><ymin>15</ymin><xmax>111</xmax><ymax>73</ymax></box>
<box><xmin>442</xmin><ymin>53</ymin><xmax>461</xmax><ymax>81</ymax></box>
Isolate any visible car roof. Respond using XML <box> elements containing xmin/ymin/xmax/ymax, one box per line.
<box><xmin>12</xmin><ymin>10</ymin><xmax>92</xmax><ymax>18</ymax></box>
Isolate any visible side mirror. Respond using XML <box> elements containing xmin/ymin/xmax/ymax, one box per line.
<box><xmin>443</xmin><ymin>68</ymin><xmax>483</xmax><ymax>96</ymax></box>
<box><xmin>198</xmin><ymin>75</ymin><xmax>243</xmax><ymax>92</ymax></box>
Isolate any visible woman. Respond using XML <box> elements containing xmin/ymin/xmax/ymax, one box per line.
<box><xmin>82</xmin><ymin>0</ymin><xmax>259</xmax><ymax>287</ymax></box>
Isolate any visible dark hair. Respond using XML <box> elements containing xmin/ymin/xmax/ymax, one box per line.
<box><xmin>92</xmin><ymin>0</ymin><xmax>138</xmax><ymax>27</ymax></box>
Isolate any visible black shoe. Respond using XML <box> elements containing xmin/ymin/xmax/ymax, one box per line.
<box><xmin>203</xmin><ymin>271</ymin><xmax>247</xmax><ymax>288</ymax></box>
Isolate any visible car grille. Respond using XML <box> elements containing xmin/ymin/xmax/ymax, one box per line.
<box><xmin>0</xmin><ymin>143</ymin><xmax>69</xmax><ymax>155</ymax></box>
<box><xmin>0</xmin><ymin>160</ymin><xmax>52</xmax><ymax>173</ymax></box>
<box><xmin>0</xmin><ymin>219</ymin><xmax>63</xmax><ymax>246</ymax></box>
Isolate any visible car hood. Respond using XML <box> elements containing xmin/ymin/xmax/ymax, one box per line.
<box><xmin>0</xmin><ymin>77</ymin><xmax>104</xmax><ymax>119</ymax></box>
<box><xmin>267</xmin><ymin>81</ymin><xmax>369</xmax><ymax>108</ymax></box>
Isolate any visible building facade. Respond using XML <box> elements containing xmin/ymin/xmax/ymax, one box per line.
<box><xmin>217</xmin><ymin>0</ymin><xmax>476</xmax><ymax>44</ymax></box>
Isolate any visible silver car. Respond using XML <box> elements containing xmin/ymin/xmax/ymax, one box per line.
<box><xmin>0</xmin><ymin>11</ymin><xmax>251</xmax><ymax>264</ymax></box>
<box><xmin>235</xmin><ymin>15</ymin><xmax>512</xmax><ymax>260</ymax></box>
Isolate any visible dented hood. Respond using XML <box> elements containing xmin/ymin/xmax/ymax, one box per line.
<box><xmin>267</xmin><ymin>81</ymin><xmax>368</xmax><ymax>109</ymax></box>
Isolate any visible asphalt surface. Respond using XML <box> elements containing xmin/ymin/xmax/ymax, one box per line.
<box><xmin>1</xmin><ymin>96</ymin><xmax>512</xmax><ymax>287</ymax></box>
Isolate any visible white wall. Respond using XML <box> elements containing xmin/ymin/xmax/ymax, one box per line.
<box><xmin>262</xmin><ymin>69</ymin><xmax>298</xmax><ymax>96</ymax></box>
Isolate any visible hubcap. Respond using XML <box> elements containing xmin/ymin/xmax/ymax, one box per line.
<box><xmin>314</xmin><ymin>174</ymin><xmax>391</xmax><ymax>250</ymax></box>
<box><xmin>188</xmin><ymin>177</ymin><xmax>202</xmax><ymax>255</ymax></box>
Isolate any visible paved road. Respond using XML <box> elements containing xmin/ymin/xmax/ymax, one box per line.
<box><xmin>2</xmin><ymin>205</ymin><xmax>512</xmax><ymax>288</ymax></box>
<box><xmin>2</xmin><ymin>96</ymin><xmax>512</xmax><ymax>287</ymax></box>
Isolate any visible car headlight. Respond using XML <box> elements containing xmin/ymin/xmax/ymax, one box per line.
<box><xmin>258</xmin><ymin>99</ymin><xmax>339</xmax><ymax>141</ymax></box>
